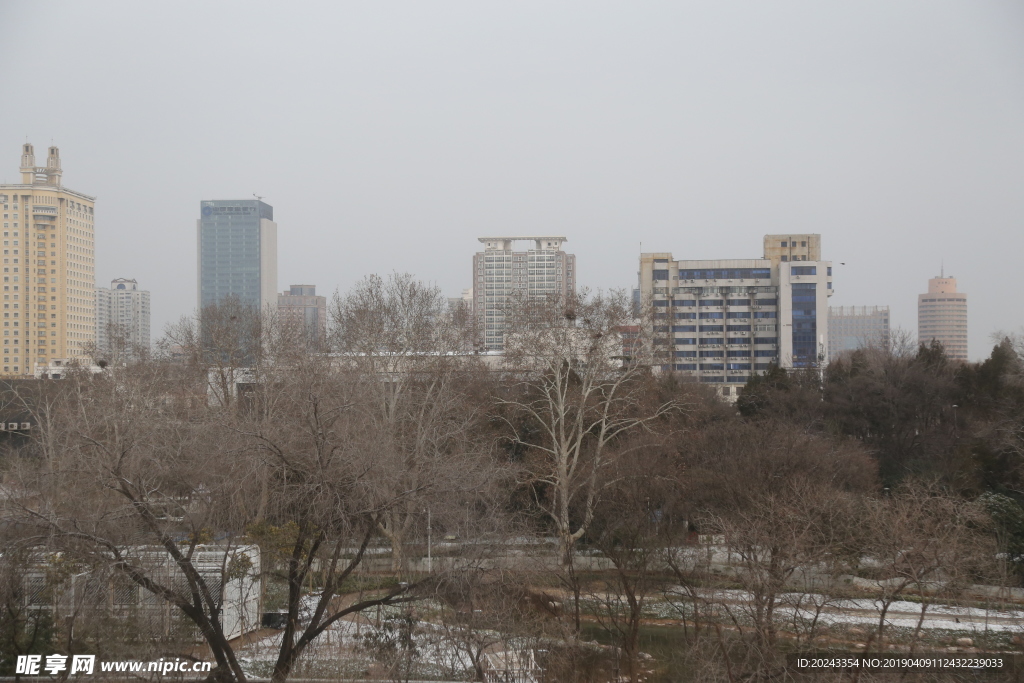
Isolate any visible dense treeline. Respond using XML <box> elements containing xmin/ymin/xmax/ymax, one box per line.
<box><xmin>1</xmin><ymin>276</ymin><xmax>1023</xmax><ymax>682</ymax></box>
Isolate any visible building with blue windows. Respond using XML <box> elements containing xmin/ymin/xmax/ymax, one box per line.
<box><xmin>639</xmin><ymin>235</ymin><xmax>833</xmax><ymax>398</ymax></box>
<box><xmin>197</xmin><ymin>199</ymin><xmax>278</xmax><ymax>312</ymax></box>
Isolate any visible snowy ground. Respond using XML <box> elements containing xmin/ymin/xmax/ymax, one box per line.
<box><xmin>648</xmin><ymin>587</ymin><xmax>1024</xmax><ymax>634</ymax></box>
<box><xmin>234</xmin><ymin>603</ymin><xmax>494</xmax><ymax>680</ymax></box>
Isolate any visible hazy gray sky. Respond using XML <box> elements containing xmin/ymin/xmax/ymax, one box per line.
<box><xmin>2</xmin><ymin>1</ymin><xmax>1023</xmax><ymax>360</ymax></box>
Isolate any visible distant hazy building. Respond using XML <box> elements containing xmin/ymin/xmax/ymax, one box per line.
<box><xmin>639</xmin><ymin>234</ymin><xmax>833</xmax><ymax>399</ymax></box>
<box><xmin>473</xmin><ymin>237</ymin><xmax>576</xmax><ymax>350</ymax></box>
<box><xmin>96</xmin><ymin>278</ymin><xmax>151</xmax><ymax>359</ymax></box>
<box><xmin>828</xmin><ymin>305</ymin><xmax>890</xmax><ymax>358</ymax></box>
<box><xmin>0</xmin><ymin>144</ymin><xmax>96</xmax><ymax>377</ymax></box>
<box><xmin>277</xmin><ymin>284</ymin><xmax>326</xmax><ymax>345</ymax></box>
<box><xmin>918</xmin><ymin>273</ymin><xmax>968</xmax><ymax>360</ymax></box>
<box><xmin>446</xmin><ymin>288</ymin><xmax>473</xmax><ymax>314</ymax></box>
<box><xmin>197</xmin><ymin>199</ymin><xmax>277</xmax><ymax>312</ymax></box>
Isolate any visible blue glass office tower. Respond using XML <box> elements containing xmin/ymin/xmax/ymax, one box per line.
<box><xmin>197</xmin><ymin>200</ymin><xmax>278</xmax><ymax>311</ymax></box>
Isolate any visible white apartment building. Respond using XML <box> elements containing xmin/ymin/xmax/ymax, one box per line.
<box><xmin>639</xmin><ymin>234</ymin><xmax>833</xmax><ymax>398</ymax></box>
<box><xmin>96</xmin><ymin>278</ymin><xmax>151</xmax><ymax>359</ymax></box>
<box><xmin>472</xmin><ymin>236</ymin><xmax>576</xmax><ymax>351</ymax></box>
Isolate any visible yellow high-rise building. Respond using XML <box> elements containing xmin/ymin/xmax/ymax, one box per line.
<box><xmin>0</xmin><ymin>143</ymin><xmax>95</xmax><ymax>376</ymax></box>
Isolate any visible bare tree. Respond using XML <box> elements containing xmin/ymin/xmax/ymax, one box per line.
<box><xmin>330</xmin><ymin>273</ymin><xmax>497</xmax><ymax>574</ymax></box>
<box><xmin>430</xmin><ymin>569</ymin><xmax>545</xmax><ymax>682</ymax></box>
<box><xmin>861</xmin><ymin>482</ymin><xmax>996</xmax><ymax>656</ymax></box>
<box><xmin>495</xmin><ymin>290</ymin><xmax>678</xmax><ymax>635</ymax></box>
<box><xmin>159</xmin><ymin>297</ymin><xmax>275</xmax><ymax>409</ymax></box>
<box><xmin>4</xmin><ymin>338</ymin><xmax>439</xmax><ymax>682</ymax></box>
<box><xmin>588</xmin><ymin>448</ymin><xmax>682</xmax><ymax>683</ymax></box>
<box><xmin>4</xmin><ymin>360</ymin><xmax>258</xmax><ymax>681</ymax></box>
<box><xmin>667</xmin><ymin>421</ymin><xmax>874</xmax><ymax>678</ymax></box>
<box><xmin>498</xmin><ymin>289</ymin><xmax>678</xmax><ymax>564</ymax></box>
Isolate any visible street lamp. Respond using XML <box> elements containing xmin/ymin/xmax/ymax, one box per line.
<box><xmin>952</xmin><ymin>404</ymin><xmax>959</xmax><ymax>438</ymax></box>
<box><xmin>424</xmin><ymin>508</ymin><xmax>432</xmax><ymax>574</ymax></box>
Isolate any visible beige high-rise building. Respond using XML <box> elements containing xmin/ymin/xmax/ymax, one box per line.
<box><xmin>762</xmin><ymin>234</ymin><xmax>821</xmax><ymax>268</ymax></box>
<box><xmin>918</xmin><ymin>273</ymin><xmax>968</xmax><ymax>360</ymax></box>
<box><xmin>0</xmin><ymin>144</ymin><xmax>95</xmax><ymax>376</ymax></box>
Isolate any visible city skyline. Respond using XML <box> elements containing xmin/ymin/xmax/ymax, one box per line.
<box><xmin>3</xmin><ymin>2</ymin><xmax>1022</xmax><ymax>361</ymax></box>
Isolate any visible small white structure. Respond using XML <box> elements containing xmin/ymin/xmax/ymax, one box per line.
<box><xmin>34</xmin><ymin>359</ymin><xmax>105</xmax><ymax>379</ymax></box>
<box><xmin>20</xmin><ymin>545</ymin><xmax>261</xmax><ymax>641</ymax></box>
<box><xmin>484</xmin><ymin>648</ymin><xmax>541</xmax><ymax>683</ymax></box>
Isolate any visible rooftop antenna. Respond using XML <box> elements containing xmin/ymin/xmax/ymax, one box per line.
<box><xmin>941</xmin><ymin>260</ymin><xmax>944</xmax><ymax>278</ymax></box>
<box><xmin>253</xmin><ymin>193</ymin><xmax>264</xmax><ymax>202</ymax></box>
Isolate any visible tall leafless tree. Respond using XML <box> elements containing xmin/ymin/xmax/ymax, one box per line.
<box><xmin>330</xmin><ymin>274</ymin><xmax>499</xmax><ymax>574</ymax></box>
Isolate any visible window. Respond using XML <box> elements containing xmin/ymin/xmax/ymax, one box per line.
<box><xmin>780</xmin><ymin>241</ymin><xmax>787</xmax><ymax>247</ymax></box>
<box><xmin>674</xmin><ymin>363</ymin><xmax>697</xmax><ymax>371</ymax></box>
<box><xmin>781</xmin><ymin>256</ymin><xmax>788</xmax><ymax>262</ymax></box>
<box><xmin>791</xmin><ymin>266</ymin><xmax>816</xmax><ymax>275</ymax></box>
<box><xmin>801</xmin><ymin>241</ymin><xmax>806</xmax><ymax>247</ymax></box>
